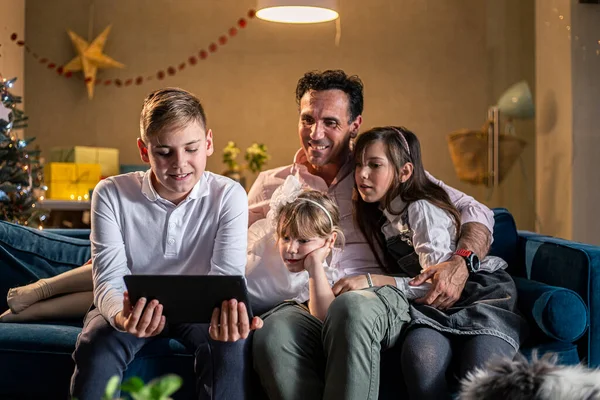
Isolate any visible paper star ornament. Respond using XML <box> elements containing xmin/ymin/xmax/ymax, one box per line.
<box><xmin>63</xmin><ymin>25</ymin><xmax>125</xmax><ymax>99</ymax></box>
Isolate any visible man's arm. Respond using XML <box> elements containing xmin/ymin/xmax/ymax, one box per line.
<box><xmin>411</xmin><ymin>174</ymin><xmax>495</xmax><ymax>309</ymax></box>
<box><xmin>209</xmin><ymin>183</ymin><xmax>248</xmax><ymax>276</ymax></box>
<box><xmin>426</xmin><ymin>171</ymin><xmax>494</xmax><ymax>238</ymax></box>
<box><xmin>458</xmin><ymin>222</ymin><xmax>491</xmax><ymax>259</ymax></box>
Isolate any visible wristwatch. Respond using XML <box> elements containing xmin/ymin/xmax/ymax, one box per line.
<box><xmin>454</xmin><ymin>249</ymin><xmax>480</xmax><ymax>273</ymax></box>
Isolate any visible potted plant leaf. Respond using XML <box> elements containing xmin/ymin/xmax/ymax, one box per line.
<box><xmin>221</xmin><ymin>141</ymin><xmax>270</xmax><ymax>189</ymax></box>
<box><xmin>102</xmin><ymin>374</ymin><xmax>182</xmax><ymax>400</ymax></box>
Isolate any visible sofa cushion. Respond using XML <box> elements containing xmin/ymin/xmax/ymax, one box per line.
<box><xmin>518</xmin><ymin>231</ymin><xmax>600</xmax><ymax>368</ymax></box>
<box><xmin>490</xmin><ymin>208</ymin><xmax>518</xmax><ymax>271</ymax></box>
<box><xmin>0</xmin><ymin>322</ymin><xmax>195</xmax><ymax>399</ymax></box>
<box><xmin>0</xmin><ymin>221</ymin><xmax>91</xmax><ymax>312</ymax></box>
<box><xmin>514</xmin><ymin>277</ymin><xmax>588</xmax><ymax>343</ymax></box>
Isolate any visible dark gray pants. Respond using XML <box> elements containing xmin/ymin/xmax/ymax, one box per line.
<box><xmin>401</xmin><ymin>327</ymin><xmax>516</xmax><ymax>399</ymax></box>
<box><xmin>70</xmin><ymin>308</ymin><xmax>252</xmax><ymax>400</ymax></box>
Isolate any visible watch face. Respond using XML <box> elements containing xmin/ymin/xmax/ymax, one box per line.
<box><xmin>469</xmin><ymin>253</ymin><xmax>481</xmax><ymax>272</ymax></box>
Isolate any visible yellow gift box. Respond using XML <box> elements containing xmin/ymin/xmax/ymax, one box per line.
<box><xmin>44</xmin><ymin>163</ymin><xmax>101</xmax><ymax>200</ymax></box>
<box><xmin>49</xmin><ymin>146</ymin><xmax>119</xmax><ymax>178</ymax></box>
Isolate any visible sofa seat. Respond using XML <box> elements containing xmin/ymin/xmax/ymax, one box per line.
<box><xmin>0</xmin><ymin>322</ymin><xmax>195</xmax><ymax>399</ymax></box>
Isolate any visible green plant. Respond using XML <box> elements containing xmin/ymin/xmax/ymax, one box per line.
<box><xmin>102</xmin><ymin>374</ymin><xmax>182</xmax><ymax>400</ymax></box>
<box><xmin>244</xmin><ymin>143</ymin><xmax>270</xmax><ymax>174</ymax></box>
<box><xmin>221</xmin><ymin>141</ymin><xmax>269</xmax><ymax>174</ymax></box>
<box><xmin>222</xmin><ymin>141</ymin><xmax>241</xmax><ymax>171</ymax></box>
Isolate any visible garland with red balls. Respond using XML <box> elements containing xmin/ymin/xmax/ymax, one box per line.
<box><xmin>9</xmin><ymin>9</ymin><xmax>255</xmax><ymax>88</ymax></box>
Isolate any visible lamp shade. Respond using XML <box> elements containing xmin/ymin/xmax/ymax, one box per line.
<box><xmin>256</xmin><ymin>0</ymin><xmax>339</xmax><ymax>23</ymax></box>
<box><xmin>496</xmin><ymin>81</ymin><xmax>535</xmax><ymax>119</ymax></box>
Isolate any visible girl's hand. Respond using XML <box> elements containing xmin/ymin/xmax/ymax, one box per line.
<box><xmin>332</xmin><ymin>275</ymin><xmax>369</xmax><ymax>295</ymax></box>
<box><xmin>332</xmin><ymin>274</ymin><xmax>396</xmax><ymax>295</ymax></box>
<box><xmin>304</xmin><ymin>237</ymin><xmax>334</xmax><ymax>274</ymax></box>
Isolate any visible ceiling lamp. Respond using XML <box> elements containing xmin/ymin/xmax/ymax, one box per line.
<box><xmin>256</xmin><ymin>0</ymin><xmax>339</xmax><ymax>24</ymax></box>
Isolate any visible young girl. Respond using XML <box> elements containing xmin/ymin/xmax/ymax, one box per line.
<box><xmin>352</xmin><ymin>126</ymin><xmax>527</xmax><ymax>399</ymax></box>
<box><xmin>245</xmin><ymin>174</ymin><xmax>344</xmax><ymax>320</ymax></box>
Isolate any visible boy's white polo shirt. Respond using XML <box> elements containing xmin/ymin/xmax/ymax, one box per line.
<box><xmin>91</xmin><ymin>170</ymin><xmax>248</xmax><ymax>327</ymax></box>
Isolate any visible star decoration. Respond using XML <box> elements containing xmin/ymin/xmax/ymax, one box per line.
<box><xmin>63</xmin><ymin>25</ymin><xmax>125</xmax><ymax>99</ymax></box>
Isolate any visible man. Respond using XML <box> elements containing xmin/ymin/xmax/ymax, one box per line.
<box><xmin>248</xmin><ymin>70</ymin><xmax>494</xmax><ymax>399</ymax></box>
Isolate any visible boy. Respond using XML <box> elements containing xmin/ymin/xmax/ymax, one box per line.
<box><xmin>70</xmin><ymin>88</ymin><xmax>251</xmax><ymax>399</ymax></box>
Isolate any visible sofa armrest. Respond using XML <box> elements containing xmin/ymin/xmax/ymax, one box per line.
<box><xmin>517</xmin><ymin>230</ymin><xmax>600</xmax><ymax>367</ymax></box>
<box><xmin>514</xmin><ymin>277</ymin><xmax>588</xmax><ymax>343</ymax></box>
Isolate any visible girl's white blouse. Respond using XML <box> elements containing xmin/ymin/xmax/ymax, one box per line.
<box><xmin>245</xmin><ymin>218</ymin><xmax>341</xmax><ymax>313</ymax></box>
<box><xmin>382</xmin><ymin>196</ymin><xmax>507</xmax><ymax>299</ymax></box>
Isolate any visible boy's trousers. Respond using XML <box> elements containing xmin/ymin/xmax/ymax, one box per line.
<box><xmin>70</xmin><ymin>307</ymin><xmax>252</xmax><ymax>400</ymax></box>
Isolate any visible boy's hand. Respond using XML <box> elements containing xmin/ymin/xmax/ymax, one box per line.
<box><xmin>304</xmin><ymin>237</ymin><xmax>334</xmax><ymax>274</ymax></box>
<box><xmin>114</xmin><ymin>291</ymin><xmax>166</xmax><ymax>338</ymax></box>
<box><xmin>209</xmin><ymin>299</ymin><xmax>263</xmax><ymax>342</ymax></box>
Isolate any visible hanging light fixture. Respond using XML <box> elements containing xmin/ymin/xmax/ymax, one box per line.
<box><xmin>256</xmin><ymin>0</ymin><xmax>339</xmax><ymax>24</ymax></box>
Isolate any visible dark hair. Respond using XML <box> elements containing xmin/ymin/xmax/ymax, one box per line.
<box><xmin>295</xmin><ymin>70</ymin><xmax>364</xmax><ymax>123</ymax></box>
<box><xmin>140</xmin><ymin>87</ymin><xmax>206</xmax><ymax>142</ymax></box>
<box><xmin>352</xmin><ymin>126</ymin><xmax>461</xmax><ymax>272</ymax></box>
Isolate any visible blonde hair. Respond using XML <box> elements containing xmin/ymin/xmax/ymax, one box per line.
<box><xmin>276</xmin><ymin>190</ymin><xmax>345</xmax><ymax>247</ymax></box>
<box><xmin>139</xmin><ymin>87</ymin><xmax>206</xmax><ymax>142</ymax></box>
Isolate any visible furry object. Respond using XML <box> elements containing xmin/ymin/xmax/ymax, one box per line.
<box><xmin>459</xmin><ymin>353</ymin><xmax>600</xmax><ymax>400</ymax></box>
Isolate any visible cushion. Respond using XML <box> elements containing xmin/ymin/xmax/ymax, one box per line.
<box><xmin>0</xmin><ymin>322</ymin><xmax>195</xmax><ymax>399</ymax></box>
<box><xmin>0</xmin><ymin>221</ymin><xmax>91</xmax><ymax>312</ymax></box>
<box><xmin>514</xmin><ymin>277</ymin><xmax>589</xmax><ymax>343</ymax></box>
<box><xmin>490</xmin><ymin>208</ymin><xmax>518</xmax><ymax>272</ymax></box>
<box><xmin>518</xmin><ymin>231</ymin><xmax>600</xmax><ymax>369</ymax></box>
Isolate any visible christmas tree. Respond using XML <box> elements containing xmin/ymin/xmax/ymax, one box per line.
<box><xmin>0</xmin><ymin>76</ymin><xmax>48</xmax><ymax>227</ymax></box>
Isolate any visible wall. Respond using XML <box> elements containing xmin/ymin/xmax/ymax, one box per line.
<box><xmin>535</xmin><ymin>0</ymin><xmax>574</xmax><ymax>240</ymax></box>
<box><xmin>0</xmin><ymin>0</ymin><xmax>25</xmax><ymax>137</ymax></box>
<box><xmin>23</xmin><ymin>0</ymin><xmax>536</xmax><ymax>229</ymax></box>
<box><xmin>536</xmin><ymin>0</ymin><xmax>600</xmax><ymax>244</ymax></box>
<box><xmin>571</xmin><ymin>1</ymin><xmax>600</xmax><ymax>245</ymax></box>
<box><xmin>484</xmin><ymin>0</ymin><xmax>536</xmax><ymax>232</ymax></box>
<box><xmin>571</xmin><ymin>3</ymin><xmax>600</xmax><ymax>245</ymax></box>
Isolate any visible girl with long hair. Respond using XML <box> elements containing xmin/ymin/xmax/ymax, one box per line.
<box><xmin>353</xmin><ymin>126</ymin><xmax>527</xmax><ymax>399</ymax></box>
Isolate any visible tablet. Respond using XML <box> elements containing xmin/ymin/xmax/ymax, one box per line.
<box><xmin>123</xmin><ymin>275</ymin><xmax>253</xmax><ymax>324</ymax></box>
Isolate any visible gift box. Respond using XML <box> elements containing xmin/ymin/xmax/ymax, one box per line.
<box><xmin>44</xmin><ymin>162</ymin><xmax>101</xmax><ymax>200</ymax></box>
<box><xmin>49</xmin><ymin>146</ymin><xmax>119</xmax><ymax>178</ymax></box>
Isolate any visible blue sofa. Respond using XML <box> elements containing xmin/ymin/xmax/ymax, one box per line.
<box><xmin>0</xmin><ymin>208</ymin><xmax>598</xmax><ymax>399</ymax></box>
